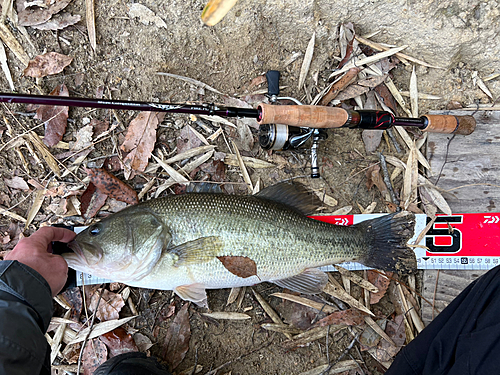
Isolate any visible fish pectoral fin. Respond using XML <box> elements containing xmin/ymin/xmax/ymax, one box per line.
<box><xmin>272</xmin><ymin>268</ymin><xmax>328</xmax><ymax>294</ymax></box>
<box><xmin>175</xmin><ymin>284</ymin><xmax>208</xmax><ymax>308</ymax></box>
<box><xmin>168</xmin><ymin>236</ymin><xmax>223</xmax><ymax>266</ymax></box>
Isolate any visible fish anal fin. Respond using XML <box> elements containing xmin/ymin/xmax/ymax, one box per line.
<box><xmin>175</xmin><ymin>283</ymin><xmax>208</xmax><ymax>308</ymax></box>
<box><xmin>168</xmin><ymin>236</ymin><xmax>223</xmax><ymax>266</ymax></box>
<box><xmin>272</xmin><ymin>268</ymin><xmax>328</xmax><ymax>294</ymax></box>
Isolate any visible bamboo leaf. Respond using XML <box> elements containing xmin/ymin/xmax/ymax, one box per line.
<box><xmin>298</xmin><ymin>32</ymin><xmax>315</xmax><ymax>91</ymax></box>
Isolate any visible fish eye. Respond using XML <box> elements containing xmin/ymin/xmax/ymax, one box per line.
<box><xmin>89</xmin><ymin>224</ymin><xmax>101</xmax><ymax>236</ymax></box>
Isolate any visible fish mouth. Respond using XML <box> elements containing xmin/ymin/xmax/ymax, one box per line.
<box><xmin>65</xmin><ymin>240</ymin><xmax>102</xmax><ymax>266</ymax></box>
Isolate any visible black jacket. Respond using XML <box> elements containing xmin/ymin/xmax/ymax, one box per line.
<box><xmin>0</xmin><ymin>260</ymin><xmax>52</xmax><ymax>375</ymax></box>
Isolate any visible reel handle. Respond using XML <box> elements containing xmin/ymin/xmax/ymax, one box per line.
<box><xmin>266</xmin><ymin>70</ymin><xmax>281</xmax><ymax>99</ymax></box>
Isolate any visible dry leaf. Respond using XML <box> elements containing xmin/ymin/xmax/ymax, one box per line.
<box><xmin>410</xmin><ymin>66</ymin><xmax>419</xmax><ymax>117</ymax></box>
<box><xmin>100</xmin><ymin>327</ymin><xmax>138</xmax><ymax>357</ymax></box>
<box><xmin>367</xmin><ymin>271</ymin><xmax>392</xmax><ymax>304</ymax></box>
<box><xmin>335</xmin><ymin>84</ymin><xmax>370</xmax><ymax>101</ymax></box>
<box><xmin>59</xmin><ymin>288</ymin><xmax>83</xmax><ymax>322</ymax></box>
<box><xmin>31</xmin><ymin>13</ymin><xmax>81</xmax><ymax>30</ymax></box>
<box><xmin>86</xmin><ymin>0</ymin><xmax>96</xmax><ymax>51</ymax></box>
<box><xmin>18</xmin><ymin>0</ymin><xmax>73</xmax><ymax>26</ymax></box>
<box><xmin>5</xmin><ymin>176</ymin><xmax>29</xmax><ymax>190</ymax></box>
<box><xmin>35</xmin><ymin>84</ymin><xmax>69</xmax><ymax>147</ymax></box>
<box><xmin>128</xmin><ymin>3</ymin><xmax>167</xmax><ymax>28</ymax></box>
<box><xmin>202</xmin><ymin>312</ymin><xmax>251</xmax><ymax>320</ymax></box>
<box><xmin>86</xmin><ymin>168</ymin><xmax>138</xmax><ymax>205</ymax></box>
<box><xmin>162</xmin><ymin>303</ymin><xmax>191</xmax><ymax>371</ymax></box>
<box><xmin>298</xmin><ymin>32</ymin><xmax>315</xmax><ymax>90</ymax></box>
<box><xmin>81</xmin><ymin>338</ymin><xmax>108</xmax><ymax>375</ymax></box>
<box><xmin>134</xmin><ymin>332</ymin><xmax>153</xmax><ymax>352</ymax></box>
<box><xmin>313</xmin><ymin>308</ymin><xmax>365</xmax><ymax>327</ymax></box>
<box><xmin>90</xmin><ymin>289</ymin><xmax>125</xmax><ymax>321</ymax></box>
<box><xmin>121</xmin><ymin>111</ymin><xmax>164</xmax><ymax>179</ymax></box>
<box><xmin>80</xmin><ymin>182</ymin><xmax>108</xmax><ymax>219</ymax></box>
<box><xmin>371</xmin><ymin>315</ymin><xmax>405</xmax><ymax>362</ymax></box>
<box><xmin>217</xmin><ymin>256</ymin><xmax>257</xmax><ymax>278</ymax></box>
<box><xmin>24</xmin><ymin>52</ymin><xmax>73</xmax><ymax>78</ymax></box>
<box><xmin>365</xmin><ymin>165</ymin><xmax>388</xmax><ymax>198</ymax></box>
<box><xmin>68</xmin><ymin>316</ymin><xmax>137</xmax><ymax>345</ymax></box>
<box><xmin>176</xmin><ymin>125</ymin><xmax>204</xmax><ymax>154</ymax></box>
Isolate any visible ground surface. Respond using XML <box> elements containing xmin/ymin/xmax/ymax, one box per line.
<box><xmin>0</xmin><ymin>0</ymin><xmax>499</xmax><ymax>374</ymax></box>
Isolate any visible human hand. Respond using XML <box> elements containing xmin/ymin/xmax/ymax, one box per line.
<box><xmin>5</xmin><ymin>227</ymin><xmax>76</xmax><ymax>297</ymax></box>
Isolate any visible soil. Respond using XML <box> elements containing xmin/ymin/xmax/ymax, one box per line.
<box><xmin>0</xmin><ymin>0</ymin><xmax>499</xmax><ymax>374</ymax></box>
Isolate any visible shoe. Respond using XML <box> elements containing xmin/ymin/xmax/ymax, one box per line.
<box><xmin>94</xmin><ymin>352</ymin><xmax>172</xmax><ymax>375</ymax></box>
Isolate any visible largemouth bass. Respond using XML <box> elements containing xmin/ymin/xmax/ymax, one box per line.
<box><xmin>65</xmin><ymin>183</ymin><xmax>416</xmax><ymax>307</ymax></box>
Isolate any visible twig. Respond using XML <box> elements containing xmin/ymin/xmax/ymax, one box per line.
<box><xmin>386</xmin><ymin>128</ymin><xmax>402</xmax><ymax>153</ymax></box>
<box><xmin>378</xmin><ymin>152</ymin><xmax>400</xmax><ymax>208</ymax></box>
<box><xmin>321</xmin><ymin>330</ymin><xmax>360</xmax><ymax>375</ymax></box>
<box><xmin>77</xmin><ymin>286</ymin><xmax>104</xmax><ymax>375</ymax></box>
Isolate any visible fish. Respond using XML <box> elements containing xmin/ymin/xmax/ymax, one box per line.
<box><xmin>65</xmin><ymin>182</ymin><xmax>416</xmax><ymax>307</ymax></box>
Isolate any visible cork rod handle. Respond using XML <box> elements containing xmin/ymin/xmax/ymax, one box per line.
<box><xmin>257</xmin><ymin>103</ymin><xmax>349</xmax><ymax>128</ymax></box>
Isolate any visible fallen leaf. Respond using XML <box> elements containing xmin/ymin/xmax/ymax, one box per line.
<box><xmin>217</xmin><ymin>256</ymin><xmax>257</xmax><ymax>278</ymax></box>
<box><xmin>81</xmin><ymin>338</ymin><xmax>108</xmax><ymax>375</ymax></box>
<box><xmin>234</xmin><ymin>119</ymin><xmax>254</xmax><ymax>151</ymax></box>
<box><xmin>24</xmin><ymin>52</ymin><xmax>73</xmax><ymax>78</ymax></box>
<box><xmin>313</xmin><ymin>308</ymin><xmax>366</xmax><ymax>327</ymax></box>
<box><xmin>335</xmin><ymin>84</ymin><xmax>370</xmax><ymax>101</ymax></box>
<box><xmin>201</xmin><ymin>312</ymin><xmax>251</xmax><ymax>320</ymax></box>
<box><xmin>68</xmin><ymin>316</ymin><xmax>137</xmax><ymax>344</ymax></box>
<box><xmin>91</xmin><ymin>118</ymin><xmax>110</xmax><ymax>137</ymax></box>
<box><xmin>298</xmin><ymin>32</ymin><xmax>315</xmax><ymax>90</ymax></box>
<box><xmin>5</xmin><ymin>176</ymin><xmax>29</xmax><ymax>190</ymax></box>
<box><xmin>158</xmin><ymin>301</ymin><xmax>176</xmax><ymax>323</ymax></box>
<box><xmin>128</xmin><ymin>3</ymin><xmax>167</xmax><ymax>28</ymax></box>
<box><xmin>71</xmin><ymin>124</ymin><xmax>94</xmax><ymax>152</ymax></box>
<box><xmin>365</xmin><ymin>164</ymin><xmax>388</xmax><ymax>197</ymax></box>
<box><xmin>177</xmin><ymin>124</ymin><xmax>204</xmax><ymax>154</ymax></box>
<box><xmin>359</xmin><ymin>318</ymin><xmax>387</xmax><ymax>348</ymax></box>
<box><xmin>34</xmin><ymin>84</ymin><xmax>69</xmax><ymax>147</ymax></box>
<box><xmin>162</xmin><ymin>303</ymin><xmax>191</xmax><ymax>371</ymax></box>
<box><xmin>121</xmin><ymin>111</ymin><xmax>164</xmax><ymax>179</ymax></box>
<box><xmin>134</xmin><ymin>332</ymin><xmax>153</xmax><ymax>352</ymax></box>
<box><xmin>100</xmin><ymin>327</ymin><xmax>138</xmax><ymax>357</ymax></box>
<box><xmin>90</xmin><ymin>289</ymin><xmax>126</xmax><ymax>321</ymax></box>
<box><xmin>372</xmin><ymin>315</ymin><xmax>405</xmax><ymax>362</ymax></box>
<box><xmin>85</xmin><ymin>168</ymin><xmax>138</xmax><ymax>205</ymax></box>
<box><xmin>31</xmin><ymin>13</ymin><xmax>81</xmax><ymax>30</ymax></box>
<box><xmin>59</xmin><ymin>287</ymin><xmax>83</xmax><ymax>322</ymax></box>
<box><xmin>18</xmin><ymin>0</ymin><xmax>73</xmax><ymax>26</ymax></box>
<box><xmin>367</xmin><ymin>271</ymin><xmax>392</xmax><ymax>304</ymax></box>
<box><xmin>80</xmin><ymin>182</ymin><xmax>108</xmax><ymax>219</ymax></box>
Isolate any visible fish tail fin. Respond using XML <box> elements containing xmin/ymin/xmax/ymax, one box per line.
<box><xmin>356</xmin><ymin>211</ymin><xmax>417</xmax><ymax>274</ymax></box>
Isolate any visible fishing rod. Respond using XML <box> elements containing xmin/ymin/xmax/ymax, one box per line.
<box><xmin>0</xmin><ymin>92</ymin><xmax>476</xmax><ymax>136</ymax></box>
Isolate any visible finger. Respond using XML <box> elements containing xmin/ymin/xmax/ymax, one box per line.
<box><xmin>25</xmin><ymin>227</ymin><xmax>76</xmax><ymax>250</ymax></box>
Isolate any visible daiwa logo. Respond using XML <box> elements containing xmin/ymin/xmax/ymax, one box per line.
<box><xmin>425</xmin><ymin>215</ymin><xmax>463</xmax><ymax>254</ymax></box>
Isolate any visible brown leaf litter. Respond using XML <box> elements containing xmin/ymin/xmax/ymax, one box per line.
<box><xmin>24</xmin><ymin>52</ymin><xmax>73</xmax><ymax>78</ymax></box>
<box><xmin>35</xmin><ymin>84</ymin><xmax>69</xmax><ymax>147</ymax></box>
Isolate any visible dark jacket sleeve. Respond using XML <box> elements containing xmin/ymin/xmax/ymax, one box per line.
<box><xmin>0</xmin><ymin>260</ymin><xmax>53</xmax><ymax>375</ymax></box>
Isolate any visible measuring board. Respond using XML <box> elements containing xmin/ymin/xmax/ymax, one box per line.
<box><xmin>74</xmin><ymin>212</ymin><xmax>500</xmax><ymax>286</ymax></box>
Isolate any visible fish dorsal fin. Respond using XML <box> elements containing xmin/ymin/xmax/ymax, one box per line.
<box><xmin>175</xmin><ymin>283</ymin><xmax>208</xmax><ymax>308</ymax></box>
<box><xmin>255</xmin><ymin>182</ymin><xmax>322</xmax><ymax>215</ymax></box>
<box><xmin>272</xmin><ymin>268</ymin><xmax>328</xmax><ymax>294</ymax></box>
<box><xmin>168</xmin><ymin>236</ymin><xmax>223</xmax><ymax>266</ymax></box>
<box><xmin>186</xmin><ymin>182</ymin><xmax>223</xmax><ymax>194</ymax></box>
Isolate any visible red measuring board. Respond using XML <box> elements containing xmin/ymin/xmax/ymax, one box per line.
<box><xmin>311</xmin><ymin>213</ymin><xmax>500</xmax><ymax>270</ymax></box>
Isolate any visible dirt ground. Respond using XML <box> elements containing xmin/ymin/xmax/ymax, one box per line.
<box><xmin>1</xmin><ymin>0</ymin><xmax>499</xmax><ymax>374</ymax></box>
